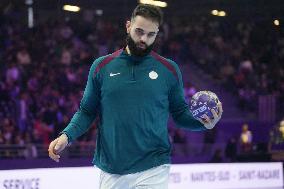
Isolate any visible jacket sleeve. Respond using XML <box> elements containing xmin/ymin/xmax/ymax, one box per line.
<box><xmin>61</xmin><ymin>57</ymin><xmax>103</xmax><ymax>143</ymax></box>
<box><xmin>168</xmin><ymin>63</ymin><xmax>206</xmax><ymax>131</ymax></box>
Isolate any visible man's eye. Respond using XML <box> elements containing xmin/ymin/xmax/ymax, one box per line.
<box><xmin>136</xmin><ymin>30</ymin><xmax>144</xmax><ymax>36</ymax></box>
<box><xmin>148</xmin><ymin>33</ymin><xmax>155</xmax><ymax>37</ymax></box>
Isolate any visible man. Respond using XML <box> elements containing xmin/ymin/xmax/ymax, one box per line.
<box><xmin>48</xmin><ymin>4</ymin><xmax>223</xmax><ymax>189</ymax></box>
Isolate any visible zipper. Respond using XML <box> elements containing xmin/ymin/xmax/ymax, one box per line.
<box><xmin>131</xmin><ymin>64</ymin><xmax>136</xmax><ymax>81</ymax></box>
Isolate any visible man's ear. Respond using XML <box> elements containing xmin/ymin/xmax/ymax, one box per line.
<box><xmin>126</xmin><ymin>20</ymin><xmax>131</xmax><ymax>34</ymax></box>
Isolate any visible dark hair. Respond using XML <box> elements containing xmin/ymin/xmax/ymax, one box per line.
<box><xmin>131</xmin><ymin>4</ymin><xmax>163</xmax><ymax>26</ymax></box>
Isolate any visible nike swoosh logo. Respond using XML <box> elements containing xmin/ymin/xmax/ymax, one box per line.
<box><xmin>110</xmin><ymin>72</ymin><xmax>121</xmax><ymax>77</ymax></box>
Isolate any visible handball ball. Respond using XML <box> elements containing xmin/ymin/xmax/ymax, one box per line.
<box><xmin>189</xmin><ymin>91</ymin><xmax>220</xmax><ymax>120</ymax></box>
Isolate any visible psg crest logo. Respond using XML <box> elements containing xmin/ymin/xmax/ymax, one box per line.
<box><xmin>189</xmin><ymin>91</ymin><xmax>220</xmax><ymax>120</ymax></box>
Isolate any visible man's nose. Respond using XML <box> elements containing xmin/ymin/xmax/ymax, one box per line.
<box><xmin>140</xmin><ymin>34</ymin><xmax>148</xmax><ymax>42</ymax></box>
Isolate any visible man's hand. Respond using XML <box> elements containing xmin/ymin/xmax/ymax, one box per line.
<box><xmin>48</xmin><ymin>134</ymin><xmax>68</xmax><ymax>162</ymax></box>
<box><xmin>198</xmin><ymin>102</ymin><xmax>223</xmax><ymax>129</ymax></box>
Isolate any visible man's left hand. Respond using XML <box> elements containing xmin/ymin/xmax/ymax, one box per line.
<box><xmin>198</xmin><ymin>102</ymin><xmax>223</xmax><ymax>129</ymax></box>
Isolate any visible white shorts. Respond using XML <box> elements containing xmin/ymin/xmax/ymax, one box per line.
<box><xmin>99</xmin><ymin>164</ymin><xmax>170</xmax><ymax>189</ymax></box>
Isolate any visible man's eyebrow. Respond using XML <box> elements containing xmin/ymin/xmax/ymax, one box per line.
<box><xmin>135</xmin><ymin>28</ymin><xmax>144</xmax><ymax>32</ymax></box>
<box><xmin>148</xmin><ymin>31</ymin><xmax>156</xmax><ymax>35</ymax></box>
<box><xmin>136</xmin><ymin>28</ymin><xmax>157</xmax><ymax>34</ymax></box>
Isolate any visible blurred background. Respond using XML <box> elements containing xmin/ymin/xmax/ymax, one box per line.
<box><xmin>0</xmin><ymin>0</ymin><xmax>284</xmax><ymax>170</ymax></box>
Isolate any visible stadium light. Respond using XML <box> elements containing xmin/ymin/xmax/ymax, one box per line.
<box><xmin>274</xmin><ymin>19</ymin><xmax>280</xmax><ymax>26</ymax></box>
<box><xmin>25</xmin><ymin>0</ymin><xmax>34</xmax><ymax>28</ymax></box>
<box><xmin>211</xmin><ymin>10</ymin><xmax>218</xmax><ymax>16</ymax></box>
<box><xmin>218</xmin><ymin>11</ymin><xmax>226</xmax><ymax>17</ymax></box>
<box><xmin>211</xmin><ymin>10</ymin><xmax>226</xmax><ymax>17</ymax></box>
<box><xmin>95</xmin><ymin>9</ymin><xmax>103</xmax><ymax>16</ymax></box>
<box><xmin>139</xmin><ymin>0</ymin><xmax>167</xmax><ymax>8</ymax></box>
<box><xmin>63</xmin><ymin>5</ymin><xmax>81</xmax><ymax>12</ymax></box>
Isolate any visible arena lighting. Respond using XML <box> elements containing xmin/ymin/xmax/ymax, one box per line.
<box><xmin>139</xmin><ymin>0</ymin><xmax>168</xmax><ymax>8</ymax></box>
<box><xmin>274</xmin><ymin>19</ymin><xmax>280</xmax><ymax>26</ymax></box>
<box><xmin>63</xmin><ymin>5</ymin><xmax>81</xmax><ymax>12</ymax></box>
<box><xmin>211</xmin><ymin>10</ymin><xmax>218</xmax><ymax>16</ymax></box>
<box><xmin>218</xmin><ymin>11</ymin><xmax>226</xmax><ymax>17</ymax></box>
<box><xmin>95</xmin><ymin>9</ymin><xmax>103</xmax><ymax>16</ymax></box>
<box><xmin>25</xmin><ymin>0</ymin><xmax>34</xmax><ymax>28</ymax></box>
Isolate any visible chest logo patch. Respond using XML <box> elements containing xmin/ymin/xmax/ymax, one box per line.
<box><xmin>110</xmin><ymin>72</ymin><xmax>121</xmax><ymax>77</ymax></box>
<box><xmin>149</xmin><ymin>71</ymin><xmax>158</xmax><ymax>80</ymax></box>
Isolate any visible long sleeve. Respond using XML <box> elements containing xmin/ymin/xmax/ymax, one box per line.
<box><xmin>62</xmin><ymin>58</ymin><xmax>103</xmax><ymax>142</ymax></box>
<box><xmin>169</xmin><ymin>64</ymin><xmax>206</xmax><ymax>131</ymax></box>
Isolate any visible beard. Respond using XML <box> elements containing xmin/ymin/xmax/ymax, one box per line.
<box><xmin>126</xmin><ymin>34</ymin><xmax>154</xmax><ymax>57</ymax></box>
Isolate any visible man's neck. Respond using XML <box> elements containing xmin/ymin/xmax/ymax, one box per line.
<box><xmin>125</xmin><ymin>46</ymin><xmax>131</xmax><ymax>55</ymax></box>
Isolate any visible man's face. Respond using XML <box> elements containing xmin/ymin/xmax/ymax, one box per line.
<box><xmin>126</xmin><ymin>16</ymin><xmax>159</xmax><ymax>56</ymax></box>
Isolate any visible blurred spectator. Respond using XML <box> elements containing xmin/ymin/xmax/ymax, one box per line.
<box><xmin>238</xmin><ymin>85</ymin><xmax>257</xmax><ymax>111</ymax></box>
<box><xmin>184</xmin><ymin>82</ymin><xmax>197</xmax><ymax>102</ymax></box>
<box><xmin>0</xmin><ymin>131</ymin><xmax>5</xmax><ymax>144</ymax></box>
<box><xmin>16</xmin><ymin>48</ymin><xmax>31</xmax><ymax>65</ymax></box>
<box><xmin>225</xmin><ymin>136</ymin><xmax>237</xmax><ymax>162</ymax></box>
<box><xmin>209</xmin><ymin>149</ymin><xmax>223</xmax><ymax>163</ymax></box>
<box><xmin>33</xmin><ymin>114</ymin><xmax>53</xmax><ymax>146</ymax></box>
<box><xmin>18</xmin><ymin>92</ymin><xmax>30</xmax><ymax>132</ymax></box>
<box><xmin>2</xmin><ymin>118</ymin><xmax>15</xmax><ymax>145</ymax></box>
<box><xmin>280</xmin><ymin>120</ymin><xmax>284</xmax><ymax>139</ymax></box>
<box><xmin>60</xmin><ymin>48</ymin><xmax>72</xmax><ymax>65</ymax></box>
<box><xmin>6</xmin><ymin>63</ymin><xmax>20</xmax><ymax>84</ymax></box>
<box><xmin>240</xmin><ymin>124</ymin><xmax>253</xmax><ymax>153</ymax></box>
<box><xmin>201</xmin><ymin>129</ymin><xmax>216</xmax><ymax>155</ymax></box>
<box><xmin>23</xmin><ymin>132</ymin><xmax>38</xmax><ymax>159</ymax></box>
<box><xmin>268</xmin><ymin>119</ymin><xmax>284</xmax><ymax>152</ymax></box>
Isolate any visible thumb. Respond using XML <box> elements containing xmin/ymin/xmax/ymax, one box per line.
<box><xmin>54</xmin><ymin>134</ymin><xmax>68</xmax><ymax>152</ymax></box>
<box><xmin>54</xmin><ymin>142</ymin><xmax>61</xmax><ymax>151</ymax></box>
<box><xmin>54</xmin><ymin>140</ymin><xmax>66</xmax><ymax>154</ymax></box>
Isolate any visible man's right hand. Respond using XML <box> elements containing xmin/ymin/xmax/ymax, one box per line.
<box><xmin>48</xmin><ymin>134</ymin><xmax>68</xmax><ymax>162</ymax></box>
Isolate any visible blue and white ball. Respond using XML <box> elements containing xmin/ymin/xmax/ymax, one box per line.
<box><xmin>189</xmin><ymin>91</ymin><xmax>220</xmax><ymax>120</ymax></box>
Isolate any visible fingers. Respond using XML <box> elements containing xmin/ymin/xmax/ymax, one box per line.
<box><xmin>48</xmin><ymin>139</ymin><xmax>61</xmax><ymax>162</ymax></box>
<box><xmin>198</xmin><ymin>104</ymin><xmax>223</xmax><ymax>129</ymax></box>
<box><xmin>197</xmin><ymin>114</ymin><xmax>211</xmax><ymax>129</ymax></box>
<box><xmin>203</xmin><ymin>114</ymin><xmax>211</xmax><ymax>123</ymax></box>
<box><xmin>198</xmin><ymin>114</ymin><xmax>210</xmax><ymax>124</ymax></box>
<box><xmin>54</xmin><ymin>139</ymin><xmax>65</xmax><ymax>154</ymax></box>
<box><xmin>211</xmin><ymin>109</ymin><xmax>218</xmax><ymax>121</ymax></box>
<box><xmin>217</xmin><ymin>102</ymin><xmax>223</xmax><ymax>117</ymax></box>
<box><xmin>197</xmin><ymin>118</ymin><xmax>206</xmax><ymax>125</ymax></box>
<box><xmin>48</xmin><ymin>134</ymin><xmax>68</xmax><ymax>163</ymax></box>
<box><xmin>54</xmin><ymin>145</ymin><xmax>65</xmax><ymax>154</ymax></box>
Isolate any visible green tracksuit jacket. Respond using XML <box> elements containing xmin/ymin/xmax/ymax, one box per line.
<box><xmin>62</xmin><ymin>49</ymin><xmax>206</xmax><ymax>174</ymax></box>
